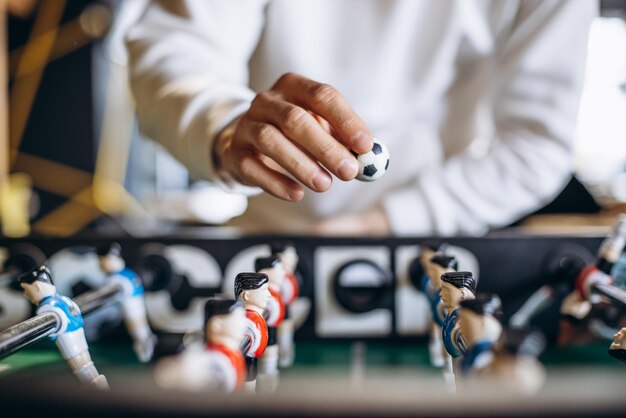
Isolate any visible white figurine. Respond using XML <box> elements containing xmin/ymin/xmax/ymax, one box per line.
<box><xmin>97</xmin><ymin>243</ymin><xmax>156</xmax><ymax>363</ymax></box>
<box><xmin>19</xmin><ymin>266</ymin><xmax>109</xmax><ymax>389</ymax></box>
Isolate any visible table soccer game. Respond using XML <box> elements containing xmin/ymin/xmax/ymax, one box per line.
<box><xmin>1</xmin><ymin>1</ymin><xmax>626</xmax><ymax>417</ymax></box>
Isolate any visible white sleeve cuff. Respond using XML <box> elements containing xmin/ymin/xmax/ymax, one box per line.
<box><xmin>185</xmin><ymin>95</ymin><xmax>254</xmax><ymax>182</ymax></box>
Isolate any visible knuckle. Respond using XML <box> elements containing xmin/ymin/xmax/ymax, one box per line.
<box><xmin>235</xmin><ymin>153</ymin><xmax>254</xmax><ymax>179</ymax></box>
<box><xmin>289</xmin><ymin>156</ymin><xmax>306</xmax><ymax>175</ymax></box>
<box><xmin>317</xmin><ymin>142</ymin><xmax>337</xmax><ymax>163</ymax></box>
<box><xmin>309</xmin><ymin>83</ymin><xmax>336</xmax><ymax>107</ymax></box>
<box><xmin>252</xmin><ymin>91</ymin><xmax>272</xmax><ymax>108</ymax></box>
<box><xmin>274</xmin><ymin>72</ymin><xmax>298</xmax><ymax>89</ymax></box>
<box><xmin>338</xmin><ymin>116</ymin><xmax>359</xmax><ymax>134</ymax></box>
<box><xmin>254</xmin><ymin>124</ymin><xmax>276</xmax><ymax>150</ymax></box>
<box><xmin>281</xmin><ymin>106</ymin><xmax>309</xmax><ymax>132</ymax></box>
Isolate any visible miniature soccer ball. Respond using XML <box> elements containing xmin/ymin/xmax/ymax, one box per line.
<box><xmin>353</xmin><ymin>139</ymin><xmax>390</xmax><ymax>182</ymax></box>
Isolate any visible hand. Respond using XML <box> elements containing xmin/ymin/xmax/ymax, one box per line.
<box><xmin>213</xmin><ymin>73</ymin><xmax>373</xmax><ymax>201</ymax></box>
<box><xmin>313</xmin><ymin>207</ymin><xmax>391</xmax><ymax>236</ymax></box>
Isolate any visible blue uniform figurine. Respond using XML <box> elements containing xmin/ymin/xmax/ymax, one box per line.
<box><xmin>457</xmin><ymin>294</ymin><xmax>503</xmax><ymax>376</ymax></box>
<box><xmin>19</xmin><ymin>266</ymin><xmax>109</xmax><ymax>388</ymax></box>
<box><xmin>440</xmin><ymin>271</ymin><xmax>478</xmax><ymax>358</ymax></box>
<box><xmin>98</xmin><ymin>243</ymin><xmax>156</xmax><ymax>363</ymax></box>
<box><xmin>416</xmin><ymin>244</ymin><xmax>456</xmax><ymax>368</ymax></box>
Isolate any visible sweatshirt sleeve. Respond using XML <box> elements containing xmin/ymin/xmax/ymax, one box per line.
<box><xmin>382</xmin><ymin>0</ymin><xmax>596</xmax><ymax>236</ymax></box>
<box><xmin>125</xmin><ymin>0</ymin><xmax>267</xmax><ymax>182</ymax></box>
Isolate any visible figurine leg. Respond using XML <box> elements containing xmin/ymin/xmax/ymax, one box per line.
<box><xmin>121</xmin><ymin>297</ymin><xmax>156</xmax><ymax>363</ymax></box>
<box><xmin>257</xmin><ymin>344</ymin><xmax>279</xmax><ymax>394</ymax></box>
<box><xmin>442</xmin><ymin>353</ymin><xmax>456</xmax><ymax>394</ymax></box>
<box><xmin>244</xmin><ymin>380</ymin><xmax>257</xmax><ymax>393</ymax></box>
<box><xmin>429</xmin><ymin>322</ymin><xmax>444</xmax><ymax>367</ymax></box>
<box><xmin>278</xmin><ymin>318</ymin><xmax>295</xmax><ymax>368</ymax></box>
<box><xmin>56</xmin><ymin>329</ymin><xmax>109</xmax><ymax>389</ymax></box>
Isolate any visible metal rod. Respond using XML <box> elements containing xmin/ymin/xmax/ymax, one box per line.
<box><xmin>0</xmin><ymin>284</ymin><xmax>124</xmax><ymax>360</ymax></box>
<box><xmin>74</xmin><ymin>283</ymin><xmax>124</xmax><ymax>316</ymax></box>
<box><xmin>0</xmin><ymin>312</ymin><xmax>59</xmax><ymax>359</ymax></box>
<box><xmin>509</xmin><ymin>285</ymin><xmax>555</xmax><ymax>328</ymax></box>
<box><xmin>593</xmin><ymin>283</ymin><xmax>626</xmax><ymax>310</ymax></box>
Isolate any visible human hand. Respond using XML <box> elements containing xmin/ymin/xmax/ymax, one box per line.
<box><xmin>313</xmin><ymin>207</ymin><xmax>390</xmax><ymax>236</ymax></box>
<box><xmin>213</xmin><ymin>73</ymin><xmax>373</xmax><ymax>201</ymax></box>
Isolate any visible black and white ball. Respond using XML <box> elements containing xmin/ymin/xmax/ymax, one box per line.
<box><xmin>353</xmin><ymin>139</ymin><xmax>390</xmax><ymax>182</ymax></box>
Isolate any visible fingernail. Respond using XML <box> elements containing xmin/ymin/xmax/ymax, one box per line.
<box><xmin>352</xmin><ymin>131</ymin><xmax>373</xmax><ymax>152</ymax></box>
<box><xmin>337</xmin><ymin>158</ymin><xmax>358</xmax><ymax>180</ymax></box>
<box><xmin>288</xmin><ymin>188</ymin><xmax>304</xmax><ymax>201</ymax></box>
<box><xmin>312</xmin><ymin>173</ymin><xmax>332</xmax><ymax>191</ymax></box>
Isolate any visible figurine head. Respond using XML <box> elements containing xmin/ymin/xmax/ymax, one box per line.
<box><xmin>610</xmin><ymin>328</ymin><xmax>626</xmax><ymax>351</ymax></box>
<box><xmin>429</xmin><ymin>254</ymin><xmax>458</xmax><ymax>288</ymax></box>
<box><xmin>459</xmin><ymin>293</ymin><xmax>502</xmax><ymax>347</ymax></box>
<box><xmin>204</xmin><ymin>298</ymin><xmax>247</xmax><ymax>349</ymax></box>
<box><xmin>97</xmin><ymin>243</ymin><xmax>125</xmax><ymax>273</ymax></box>
<box><xmin>419</xmin><ymin>242</ymin><xmax>445</xmax><ymax>276</ymax></box>
<box><xmin>610</xmin><ymin>328</ymin><xmax>626</xmax><ymax>363</ymax></box>
<box><xmin>234</xmin><ymin>272</ymin><xmax>270</xmax><ymax>312</ymax></box>
<box><xmin>419</xmin><ymin>242</ymin><xmax>445</xmax><ymax>263</ymax></box>
<box><xmin>271</xmin><ymin>242</ymin><xmax>298</xmax><ymax>273</ymax></box>
<box><xmin>19</xmin><ymin>266</ymin><xmax>56</xmax><ymax>304</ymax></box>
<box><xmin>440</xmin><ymin>271</ymin><xmax>477</xmax><ymax>312</ymax></box>
<box><xmin>255</xmin><ymin>255</ymin><xmax>285</xmax><ymax>287</ymax></box>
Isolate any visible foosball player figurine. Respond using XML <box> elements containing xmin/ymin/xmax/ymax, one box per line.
<box><xmin>457</xmin><ymin>294</ymin><xmax>503</xmax><ymax>376</ymax></box>
<box><xmin>270</xmin><ymin>242</ymin><xmax>300</xmax><ymax>368</ymax></box>
<box><xmin>417</xmin><ymin>242</ymin><xmax>448</xmax><ymax>367</ymax></box>
<box><xmin>440</xmin><ymin>271</ymin><xmax>478</xmax><ymax>360</ymax></box>
<box><xmin>472</xmin><ymin>328</ymin><xmax>547</xmax><ymax>396</ymax></box>
<box><xmin>428</xmin><ymin>255</ymin><xmax>459</xmax><ymax>326</ymax></box>
<box><xmin>255</xmin><ymin>255</ymin><xmax>286</xmax><ymax>393</ymax></box>
<box><xmin>559</xmin><ymin>216</ymin><xmax>626</xmax><ymax>341</ymax></box>
<box><xmin>97</xmin><ymin>243</ymin><xmax>156</xmax><ymax>363</ymax></box>
<box><xmin>19</xmin><ymin>266</ymin><xmax>109</xmax><ymax>389</ymax></box>
<box><xmin>154</xmin><ymin>298</ymin><xmax>247</xmax><ymax>393</ymax></box>
<box><xmin>609</xmin><ymin>327</ymin><xmax>626</xmax><ymax>363</ymax></box>
<box><xmin>234</xmin><ymin>272</ymin><xmax>270</xmax><ymax>392</ymax></box>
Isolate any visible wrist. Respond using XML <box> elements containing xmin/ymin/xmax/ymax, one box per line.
<box><xmin>212</xmin><ymin>117</ymin><xmax>240</xmax><ymax>174</ymax></box>
<box><xmin>211</xmin><ymin>117</ymin><xmax>262</xmax><ymax>197</ymax></box>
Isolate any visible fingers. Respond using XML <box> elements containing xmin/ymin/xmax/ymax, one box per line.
<box><xmin>225</xmin><ymin>148</ymin><xmax>304</xmax><ymax>202</ymax></box>
<box><xmin>273</xmin><ymin>73</ymin><xmax>373</xmax><ymax>154</ymax></box>
<box><xmin>217</xmin><ymin>72</ymin><xmax>373</xmax><ymax>201</ymax></box>
<box><xmin>237</xmin><ymin>119</ymin><xmax>333</xmax><ymax>192</ymax></box>
<box><xmin>248</xmin><ymin>93</ymin><xmax>358</xmax><ymax>181</ymax></box>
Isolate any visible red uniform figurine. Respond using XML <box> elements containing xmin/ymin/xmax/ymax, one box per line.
<box><xmin>235</xmin><ymin>272</ymin><xmax>270</xmax><ymax>392</ymax></box>
<box><xmin>271</xmin><ymin>242</ymin><xmax>300</xmax><ymax>367</ymax></box>
<box><xmin>255</xmin><ymin>255</ymin><xmax>287</xmax><ymax>393</ymax></box>
<box><xmin>154</xmin><ymin>298</ymin><xmax>248</xmax><ymax>393</ymax></box>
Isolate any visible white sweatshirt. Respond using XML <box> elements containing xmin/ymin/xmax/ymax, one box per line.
<box><xmin>126</xmin><ymin>0</ymin><xmax>595</xmax><ymax>236</ymax></box>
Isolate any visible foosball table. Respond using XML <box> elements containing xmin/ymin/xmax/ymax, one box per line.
<box><xmin>0</xmin><ymin>222</ymin><xmax>624</xmax><ymax>417</ymax></box>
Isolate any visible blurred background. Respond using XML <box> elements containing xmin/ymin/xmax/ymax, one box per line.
<box><xmin>2</xmin><ymin>0</ymin><xmax>626</xmax><ymax>237</ymax></box>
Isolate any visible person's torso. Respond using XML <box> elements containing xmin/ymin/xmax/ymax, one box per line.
<box><xmin>234</xmin><ymin>0</ymin><xmax>519</xmax><ymax>231</ymax></box>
